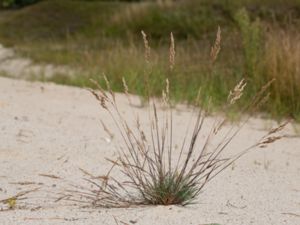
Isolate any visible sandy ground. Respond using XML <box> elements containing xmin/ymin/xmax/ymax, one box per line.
<box><xmin>0</xmin><ymin>44</ymin><xmax>73</xmax><ymax>79</ymax></box>
<box><xmin>0</xmin><ymin>76</ymin><xmax>299</xmax><ymax>225</ymax></box>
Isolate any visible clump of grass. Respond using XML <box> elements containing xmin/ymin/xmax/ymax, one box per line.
<box><xmin>58</xmin><ymin>29</ymin><xmax>287</xmax><ymax>207</ymax></box>
<box><xmin>261</xmin><ymin>29</ymin><xmax>300</xmax><ymax>119</ymax></box>
<box><xmin>86</xmin><ymin>78</ymin><xmax>285</xmax><ymax>207</ymax></box>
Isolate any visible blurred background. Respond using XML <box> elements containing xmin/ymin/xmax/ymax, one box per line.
<box><xmin>0</xmin><ymin>0</ymin><xmax>299</xmax><ymax>120</ymax></box>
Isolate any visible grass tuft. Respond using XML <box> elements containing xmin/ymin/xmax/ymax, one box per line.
<box><xmin>55</xmin><ymin>29</ymin><xmax>288</xmax><ymax>207</ymax></box>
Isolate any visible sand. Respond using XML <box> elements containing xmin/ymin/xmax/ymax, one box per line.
<box><xmin>0</xmin><ymin>44</ymin><xmax>73</xmax><ymax>79</ymax></box>
<box><xmin>0</xmin><ymin>76</ymin><xmax>299</xmax><ymax>225</ymax></box>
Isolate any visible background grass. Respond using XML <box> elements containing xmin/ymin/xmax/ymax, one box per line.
<box><xmin>0</xmin><ymin>0</ymin><xmax>300</xmax><ymax>120</ymax></box>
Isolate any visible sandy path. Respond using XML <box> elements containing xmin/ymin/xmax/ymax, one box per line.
<box><xmin>0</xmin><ymin>44</ymin><xmax>73</xmax><ymax>79</ymax></box>
<box><xmin>0</xmin><ymin>77</ymin><xmax>299</xmax><ymax>225</ymax></box>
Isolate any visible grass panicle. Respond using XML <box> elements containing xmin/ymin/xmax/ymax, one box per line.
<box><xmin>169</xmin><ymin>32</ymin><xmax>175</xmax><ymax>71</ymax></box>
<box><xmin>210</xmin><ymin>26</ymin><xmax>221</xmax><ymax>64</ymax></box>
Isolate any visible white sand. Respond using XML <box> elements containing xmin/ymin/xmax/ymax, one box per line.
<box><xmin>0</xmin><ymin>77</ymin><xmax>299</xmax><ymax>225</ymax></box>
<box><xmin>0</xmin><ymin>44</ymin><xmax>73</xmax><ymax>78</ymax></box>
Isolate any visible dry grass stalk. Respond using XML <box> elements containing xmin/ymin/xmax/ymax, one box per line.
<box><xmin>210</xmin><ymin>26</ymin><xmax>221</xmax><ymax>63</ymax></box>
<box><xmin>122</xmin><ymin>77</ymin><xmax>129</xmax><ymax>96</ymax></box>
<box><xmin>100</xmin><ymin>120</ymin><xmax>114</xmax><ymax>139</ymax></box>
<box><xmin>228</xmin><ymin>79</ymin><xmax>247</xmax><ymax>105</ymax></box>
<box><xmin>141</xmin><ymin>30</ymin><xmax>151</xmax><ymax>65</ymax></box>
<box><xmin>162</xmin><ymin>78</ymin><xmax>170</xmax><ymax>106</ymax></box>
<box><xmin>169</xmin><ymin>32</ymin><xmax>175</xmax><ymax>70</ymax></box>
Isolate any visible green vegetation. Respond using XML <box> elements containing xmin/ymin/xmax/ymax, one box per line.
<box><xmin>0</xmin><ymin>0</ymin><xmax>300</xmax><ymax>120</ymax></box>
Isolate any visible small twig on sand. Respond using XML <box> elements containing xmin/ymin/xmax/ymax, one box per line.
<box><xmin>281</xmin><ymin>212</ymin><xmax>300</xmax><ymax>217</ymax></box>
